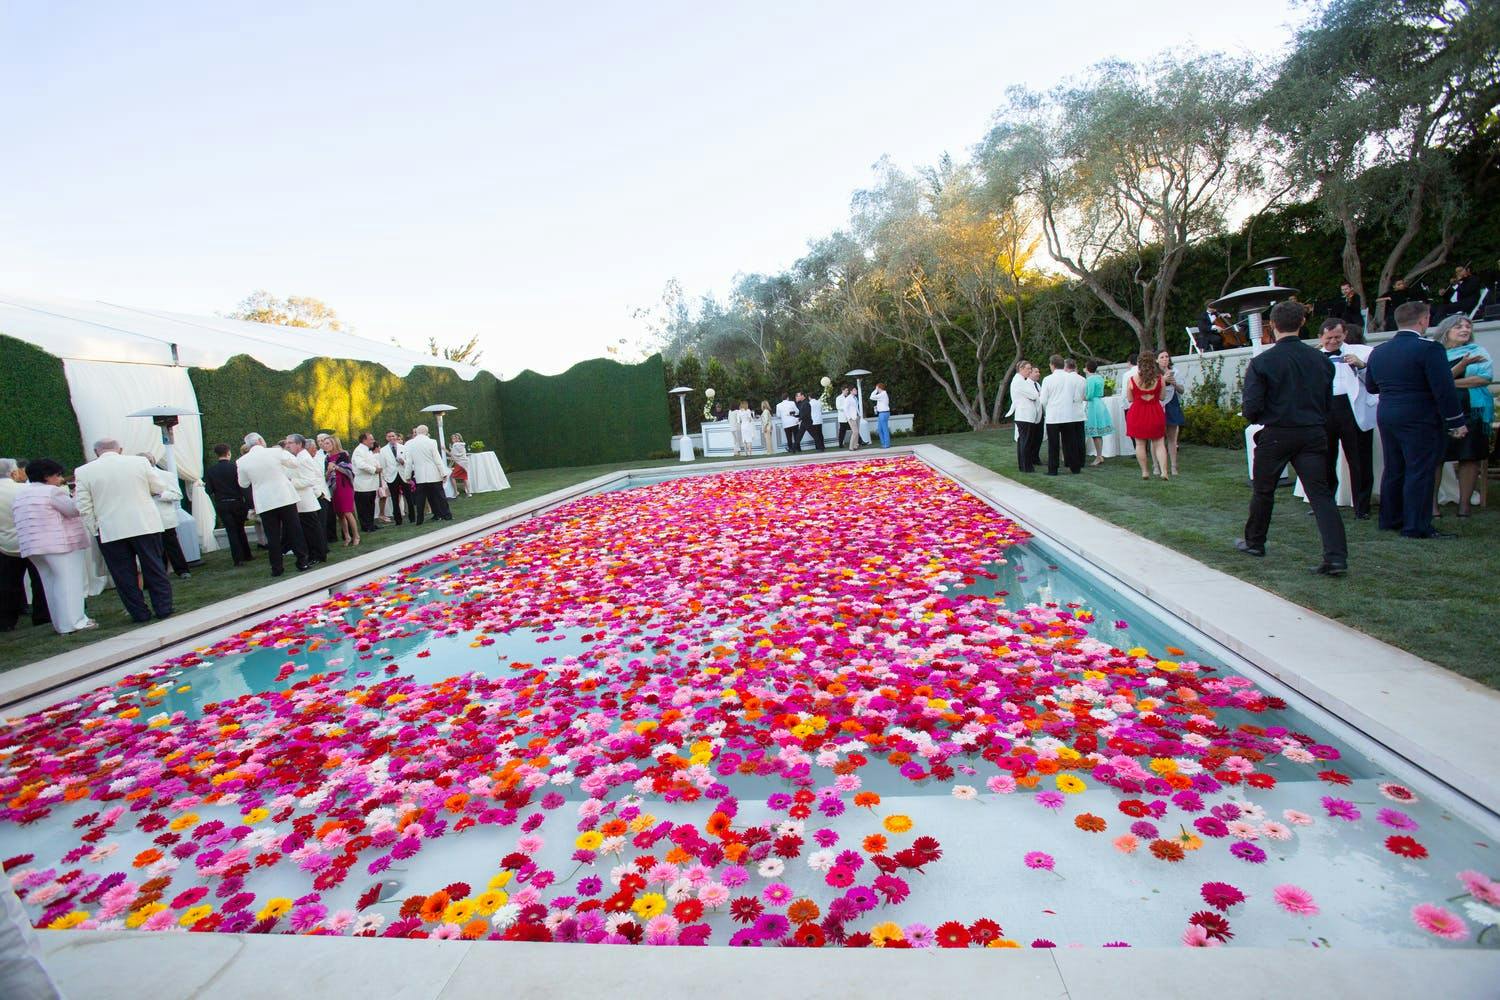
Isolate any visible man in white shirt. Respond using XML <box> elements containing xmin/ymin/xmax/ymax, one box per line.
<box><xmin>1038</xmin><ymin>355</ymin><xmax>1088</xmax><ymax>474</ymax></box>
<box><xmin>73</xmin><ymin>439</ymin><xmax>176</xmax><ymax>622</ymax></box>
<box><xmin>1005</xmin><ymin>362</ymin><xmax>1044</xmax><ymax>472</ymax></box>
<box><xmin>806</xmin><ymin>394</ymin><xmax>827</xmax><ymax>452</ymax></box>
<box><xmin>775</xmin><ymin>393</ymin><xmax>801</xmax><ymax>453</ymax></box>
<box><xmin>402</xmin><ymin>425</ymin><xmax>452</xmax><ymax>524</ymax></box>
<box><xmin>285</xmin><ymin>435</ymin><xmax>330</xmax><ymax>565</ymax></box>
<box><xmin>351</xmin><ymin>432</ymin><xmax>383</xmax><ymax>533</ymax></box>
<box><xmin>236</xmin><ymin>432</ymin><xmax>310</xmax><ymax>577</ymax></box>
<box><xmin>838</xmin><ymin>387</ymin><xmax>862</xmax><ymax>451</ymax></box>
<box><xmin>380</xmin><ymin>431</ymin><xmax>408</xmax><ymax>525</ymax></box>
<box><xmin>1317</xmin><ymin>319</ymin><xmax>1375</xmax><ymax>518</ymax></box>
<box><xmin>870</xmin><ymin>383</ymin><xmax>892</xmax><ymax>447</ymax></box>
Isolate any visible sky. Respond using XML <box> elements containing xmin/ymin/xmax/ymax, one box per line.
<box><xmin>1</xmin><ymin>0</ymin><xmax>1306</xmax><ymax>376</ymax></box>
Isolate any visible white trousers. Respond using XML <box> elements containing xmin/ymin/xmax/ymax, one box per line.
<box><xmin>31</xmin><ymin>549</ymin><xmax>89</xmax><ymax>634</ymax></box>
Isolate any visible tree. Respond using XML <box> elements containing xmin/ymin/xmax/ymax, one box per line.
<box><xmin>1264</xmin><ymin>0</ymin><xmax>1500</xmax><ymax>327</ymax></box>
<box><xmin>984</xmin><ymin>54</ymin><xmax>1264</xmax><ymax>356</ymax></box>
<box><xmin>426</xmin><ymin>334</ymin><xmax>484</xmax><ymax>365</ymax></box>
<box><xmin>850</xmin><ymin>155</ymin><xmax>1044</xmax><ymax>429</ymax></box>
<box><xmin>228</xmin><ymin>291</ymin><xmax>345</xmax><ymax>331</ymax></box>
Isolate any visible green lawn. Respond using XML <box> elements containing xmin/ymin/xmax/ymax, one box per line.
<box><xmin>5</xmin><ymin>437</ymin><xmax>1495</xmax><ymax>691</ymax></box>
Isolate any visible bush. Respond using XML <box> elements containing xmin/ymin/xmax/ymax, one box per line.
<box><xmin>1181</xmin><ymin>403</ymin><xmax>1248</xmax><ymax>449</ymax></box>
<box><xmin>0</xmin><ymin>334</ymin><xmax>85</xmax><ymax>468</ymax></box>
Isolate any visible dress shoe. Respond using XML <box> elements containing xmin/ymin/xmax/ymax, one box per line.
<box><xmin>155</xmin><ymin>611</ymin><xmax>173</xmax><ymax>620</ymax></box>
<box><xmin>1354</xmin><ymin>512</ymin><xmax>1370</xmax><ymax>520</ymax></box>
<box><xmin>1233</xmin><ymin>539</ymin><xmax>1265</xmax><ymax>557</ymax></box>
<box><xmin>1310</xmin><ymin>562</ymin><xmax>1347</xmax><ymax>577</ymax></box>
<box><xmin>1403</xmin><ymin>530</ymin><xmax>1456</xmax><ymax>539</ymax></box>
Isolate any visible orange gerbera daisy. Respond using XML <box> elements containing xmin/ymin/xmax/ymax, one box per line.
<box><xmin>853</xmin><ymin>792</ymin><xmax>881</xmax><ymax>809</ymax></box>
<box><xmin>1073</xmin><ymin>813</ymin><xmax>1107</xmax><ymax>833</ymax></box>
<box><xmin>863</xmin><ymin>834</ymin><xmax>888</xmax><ymax>854</ymax></box>
<box><xmin>419</xmin><ymin>890</ymin><xmax>451</xmax><ymax>923</ymax></box>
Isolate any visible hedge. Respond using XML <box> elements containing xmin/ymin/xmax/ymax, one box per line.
<box><xmin>0</xmin><ymin>334</ymin><xmax>85</xmax><ymax>469</ymax></box>
<box><xmin>497</xmin><ymin>354</ymin><xmax>669</xmax><ymax>471</ymax></box>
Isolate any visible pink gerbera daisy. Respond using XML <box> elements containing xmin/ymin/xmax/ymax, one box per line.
<box><xmin>1200</xmin><ymin>881</ymin><xmax>1246</xmax><ymax>911</ymax></box>
<box><xmin>1273</xmin><ymin>884</ymin><xmax>1319</xmax><ymax>916</ymax></box>
<box><xmin>1112</xmin><ymin>834</ymin><xmax>1139</xmax><ymax>854</ymax></box>
<box><xmin>1376</xmin><ymin>808</ymin><xmax>1418</xmax><ymax>831</ymax></box>
<box><xmin>1457</xmin><ymin>871</ymin><xmax>1500</xmax><ymax>906</ymax></box>
<box><xmin>1181</xmin><ymin>924</ymin><xmax>1220</xmax><ymax>947</ymax></box>
<box><xmin>1411</xmin><ymin>903</ymin><xmax>1467</xmax><ymax>941</ymax></box>
<box><xmin>1023</xmin><ymin>851</ymin><xmax>1055</xmax><ymax>871</ymax></box>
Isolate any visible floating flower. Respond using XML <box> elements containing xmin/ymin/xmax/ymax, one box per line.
<box><xmin>882</xmin><ymin>815</ymin><xmax>913</xmax><ymax>834</ymax></box>
<box><xmin>1023</xmin><ymin>851</ymin><xmax>1054</xmax><ymax>871</ymax></box>
<box><xmin>1200</xmin><ymin>882</ymin><xmax>1245</xmax><ymax>911</ymax></box>
<box><xmin>1411</xmin><ymin>903</ymin><xmax>1467</xmax><ymax>941</ymax></box>
<box><xmin>1385</xmin><ymin>836</ymin><xmax>1428</xmax><ymax>860</ymax></box>
<box><xmin>1273</xmin><ymin>885</ymin><xmax>1319</xmax><ymax>916</ymax></box>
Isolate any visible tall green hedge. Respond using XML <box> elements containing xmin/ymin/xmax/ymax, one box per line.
<box><xmin>0</xmin><ymin>334</ymin><xmax>85</xmax><ymax>469</ymax></box>
<box><xmin>189</xmin><ymin>355</ymin><xmax>505</xmax><ymax>463</ymax></box>
<box><xmin>497</xmin><ymin>354</ymin><xmax>669</xmax><ymax>471</ymax></box>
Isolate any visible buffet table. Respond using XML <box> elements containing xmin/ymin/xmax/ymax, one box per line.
<box><xmin>1243</xmin><ymin>424</ymin><xmax>1470</xmax><ymax>506</ymax></box>
<box><xmin>463</xmin><ymin>451</ymin><xmax>509</xmax><ymax>493</ymax></box>
<box><xmin>680</xmin><ymin>413</ymin><xmax>914</xmax><ymax>457</ymax></box>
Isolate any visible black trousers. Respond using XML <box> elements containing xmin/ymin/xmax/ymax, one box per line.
<box><xmin>161</xmin><ymin>528</ymin><xmax>190</xmax><ymax>575</ymax></box>
<box><xmin>1325</xmin><ymin>396</ymin><xmax>1371</xmax><ymax>516</ymax></box>
<box><xmin>1377</xmin><ymin>414</ymin><xmax>1445</xmax><ymax>537</ymax></box>
<box><xmin>259</xmin><ymin>503</ymin><xmax>308</xmax><ymax>576</ymax></box>
<box><xmin>320</xmin><ymin>496</ymin><xmax>336</xmax><ymax>543</ymax></box>
<box><xmin>387</xmin><ymin>476</ymin><xmax>408</xmax><ymax>524</ymax></box>
<box><xmin>0</xmin><ymin>552</ymin><xmax>49</xmax><ymax>630</ymax></box>
<box><xmin>837</xmin><ymin>421</ymin><xmax>849</xmax><ymax>448</ymax></box>
<box><xmin>1245</xmin><ymin>425</ymin><xmax>1347</xmax><ymax>563</ymax></box>
<box><xmin>414</xmin><ymin>481</ymin><xmax>452</xmax><ymax>523</ymax></box>
<box><xmin>783</xmin><ymin>426</ymin><xmax>801</xmax><ymax>453</ymax></box>
<box><xmin>99</xmin><ymin>533</ymin><xmax>173</xmax><ymax>622</ymax></box>
<box><xmin>214</xmin><ymin>499</ymin><xmax>253</xmax><ymax>564</ymax></box>
<box><xmin>299</xmin><ymin>510</ymin><xmax>330</xmax><ymax>563</ymax></box>
<box><xmin>801</xmin><ymin>421</ymin><xmax>825</xmax><ymax>452</ymax></box>
<box><xmin>354</xmin><ymin>490</ymin><xmax>377</xmax><ymax>532</ymax></box>
<box><xmin>1046</xmin><ymin>421</ymin><xmax>1085</xmax><ymax>474</ymax></box>
<box><xmin>1015</xmin><ymin>420</ymin><xmax>1042</xmax><ymax>472</ymax></box>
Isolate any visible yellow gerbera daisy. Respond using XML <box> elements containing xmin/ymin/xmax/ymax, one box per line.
<box><xmin>883</xmin><ymin>814</ymin><xmax>914</xmax><ymax>834</ymax></box>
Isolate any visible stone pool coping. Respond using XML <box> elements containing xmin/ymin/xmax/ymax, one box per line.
<box><xmin>8</xmin><ymin>445</ymin><xmax>1500</xmax><ymax>995</ymax></box>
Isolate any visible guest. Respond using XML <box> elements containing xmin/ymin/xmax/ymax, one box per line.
<box><xmin>403</xmin><ymin>424</ymin><xmax>452</xmax><ymax>523</ymax></box>
<box><xmin>1157</xmin><ymin>351</ymin><xmax>1185</xmax><ymax>476</ymax></box>
<box><xmin>730</xmin><ymin>401</ymin><xmax>752</xmax><ymax>457</ymax></box>
<box><xmin>74</xmin><ymin>439</ymin><xmax>176</xmax><ymax>620</ymax></box>
<box><xmin>758</xmin><ymin>400</ymin><xmax>776</xmax><ymax>455</ymax></box>
<box><xmin>1434</xmin><ymin>264</ymin><xmax>1482</xmax><ymax>321</ymax></box>
<box><xmin>1436</xmin><ymin>314</ymin><xmax>1493</xmax><ymax>518</ymax></box>
<box><xmin>845</xmin><ymin>386</ymin><xmax>865</xmax><ymax>450</ymax></box>
<box><xmin>139</xmin><ymin>454</ymin><xmax>190</xmax><ymax>579</ymax></box>
<box><xmin>805</xmin><ymin>392</ymin><xmax>826</xmax><ymax>452</ymax></box>
<box><xmin>776</xmin><ymin>393</ymin><xmax>801</xmax><ymax>453</ymax></box>
<box><xmin>0</xmin><ymin>458</ymin><xmax>49</xmax><ymax>631</ymax></box>
<box><xmin>380</xmin><ymin>431</ymin><xmax>408</xmax><ymax>525</ymax></box>
<box><xmin>870</xmin><ymin>383</ymin><xmax>892</xmax><ymax>448</ymax></box>
<box><xmin>237</xmin><ymin>433</ymin><xmax>309</xmax><ymax>577</ymax></box>
<box><xmin>448</xmin><ymin>433</ymin><xmax>472</xmax><ymax>498</ymax></box>
<box><xmin>323</xmin><ymin>435</ymin><xmax>361</xmax><ymax>545</ymax></box>
<box><xmin>835</xmin><ymin>388</ymin><xmax>853</xmax><ymax>449</ymax></box>
<box><xmin>1317</xmin><ymin>319</ymin><xmax>1374</xmax><ymax>519</ymax></box>
<box><xmin>6</xmin><ymin>461</ymin><xmax>25</xmax><ymax>483</ymax></box>
<box><xmin>204</xmin><ymin>443</ymin><xmax>254</xmax><ymax>566</ymax></box>
<box><xmin>285</xmin><ymin>435</ymin><xmax>331</xmax><ymax>562</ymax></box>
<box><xmin>313</xmin><ymin>433</ymin><xmax>337</xmax><ymax>544</ymax></box>
<box><xmin>1376</xmin><ymin>277</ymin><xmax>1424</xmax><ymax>331</ymax></box>
<box><xmin>1236</xmin><ymin>302</ymin><xmax>1347</xmax><ymax>574</ymax></box>
<box><xmin>351</xmin><ymin>433</ymin><xmax>383</xmax><ymax>534</ymax></box>
<box><xmin>12</xmin><ymin>458</ymin><xmax>95</xmax><ymax>633</ymax></box>
<box><xmin>1007</xmin><ymin>362</ymin><xmax>1043</xmax><ymax>472</ymax></box>
<box><xmin>1366</xmin><ymin>301</ymin><xmax>1468</xmax><ymax>538</ymax></box>
<box><xmin>1039</xmin><ymin>355</ymin><xmax>1087</xmax><ymax>475</ymax></box>
<box><xmin>1083</xmin><ymin>360</ymin><xmax>1112</xmax><ymax>467</ymax></box>
<box><xmin>1124</xmin><ymin>355</ymin><xmax>1170</xmax><ymax>482</ymax></box>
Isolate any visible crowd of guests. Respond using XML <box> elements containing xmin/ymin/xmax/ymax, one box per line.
<box><xmin>0</xmin><ymin>423</ymin><xmax>473</xmax><ymax>638</ymax></box>
<box><xmin>718</xmin><ymin>383</ymin><xmax>893</xmax><ymax>456</ymax></box>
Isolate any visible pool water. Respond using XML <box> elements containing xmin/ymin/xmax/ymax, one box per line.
<box><xmin>1</xmin><ymin>457</ymin><xmax>1495</xmax><ymax>949</ymax></box>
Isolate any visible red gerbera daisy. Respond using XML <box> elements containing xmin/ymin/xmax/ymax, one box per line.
<box><xmin>1149</xmin><ymin>839</ymin><xmax>1185</xmax><ymax>862</ymax></box>
<box><xmin>936</xmin><ymin>921</ymin><xmax>972</xmax><ymax>948</ymax></box>
<box><xmin>1189</xmin><ymin>910</ymin><xmax>1234</xmax><ymax>942</ymax></box>
<box><xmin>968</xmin><ymin>918</ymin><xmax>1002</xmax><ymax>944</ymax></box>
<box><xmin>1200</xmin><ymin>881</ymin><xmax>1246</xmax><ymax>911</ymax></box>
<box><xmin>1317</xmin><ymin>770</ymin><xmax>1353</xmax><ymax>786</ymax></box>
<box><xmin>1385</xmin><ymin>835</ymin><xmax>1428</xmax><ymax>859</ymax></box>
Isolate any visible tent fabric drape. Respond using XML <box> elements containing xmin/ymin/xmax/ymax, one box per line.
<box><xmin>61</xmin><ymin>359</ymin><xmax>219</xmax><ymax>553</ymax></box>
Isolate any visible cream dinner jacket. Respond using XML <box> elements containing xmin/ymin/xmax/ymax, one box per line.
<box><xmin>1006</xmin><ymin>373</ymin><xmax>1042</xmax><ymax>423</ymax></box>
<box><xmin>379</xmin><ymin>441</ymin><xmax>405</xmax><ymax>484</ymax></box>
<box><xmin>402</xmin><ymin>434</ymin><xmax>449</xmax><ymax>485</ymax></box>
<box><xmin>289</xmin><ymin>450</ymin><xmax>324</xmax><ymax>514</ymax></box>
<box><xmin>236</xmin><ymin>445</ymin><xmax>300</xmax><ymax>512</ymax></box>
<box><xmin>352</xmin><ymin>443</ymin><xmax>383</xmax><ymax>491</ymax></box>
<box><xmin>1038</xmin><ymin>370</ymin><xmax>1087</xmax><ymax>424</ymax></box>
<box><xmin>74</xmin><ymin>451</ymin><xmax>174</xmax><ymax>543</ymax></box>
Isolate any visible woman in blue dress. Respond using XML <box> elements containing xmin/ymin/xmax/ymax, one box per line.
<box><xmin>1437</xmin><ymin>315</ymin><xmax>1493</xmax><ymax>517</ymax></box>
<box><xmin>1083</xmin><ymin>360</ymin><xmax>1113</xmax><ymax>466</ymax></box>
<box><xmin>1157</xmin><ymin>350</ymin><xmax>1186</xmax><ymax>477</ymax></box>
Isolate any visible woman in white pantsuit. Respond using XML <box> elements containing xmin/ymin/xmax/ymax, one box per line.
<box><xmin>11</xmin><ymin>457</ymin><xmax>96</xmax><ymax>633</ymax></box>
<box><xmin>731</xmin><ymin>401</ymin><xmax>753</xmax><ymax>456</ymax></box>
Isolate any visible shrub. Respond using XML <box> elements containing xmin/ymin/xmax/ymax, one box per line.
<box><xmin>1181</xmin><ymin>403</ymin><xmax>1248</xmax><ymax>449</ymax></box>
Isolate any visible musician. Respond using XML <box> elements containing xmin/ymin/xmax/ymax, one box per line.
<box><xmin>1434</xmin><ymin>264</ymin><xmax>1482</xmax><ymax>321</ymax></box>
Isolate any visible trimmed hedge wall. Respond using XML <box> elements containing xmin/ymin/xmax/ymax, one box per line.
<box><xmin>497</xmin><ymin>354</ymin><xmax>669</xmax><ymax>471</ymax></box>
<box><xmin>190</xmin><ymin>355</ymin><xmax>505</xmax><ymax>463</ymax></box>
<box><xmin>0</xmin><ymin>334</ymin><xmax>85</xmax><ymax>469</ymax></box>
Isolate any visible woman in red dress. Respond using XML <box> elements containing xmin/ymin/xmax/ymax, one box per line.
<box><xmin>1124</xmin><ymin>353</ymin><xmax>1170</xmax><ymax>481</ymax></box>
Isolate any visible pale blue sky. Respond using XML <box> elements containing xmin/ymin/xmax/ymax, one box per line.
<box><xmin>1</xmin><ymin>1</ymin><xmax>1301</xmax><ymax>375</ymax></box>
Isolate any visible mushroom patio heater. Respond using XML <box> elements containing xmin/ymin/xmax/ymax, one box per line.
<box><xmin>1210</xmin><ymin>285</ymin><xmax>1299</xmax><ymax>349</ymax></box>
<box><xmin>421</xmin><ymin>403</ymin><xmax>458</xmax><ymax>462</ymax></box>
<box><xmin>1251</xmin><ymin>256</ymin><xmax>1292</xmax><ymax>288</ymax></box>
<box><xmin>126</xmin><ymin>405</ymin><xmax>200</xmax><ymax>487</ymax></box>
<box><xmin>669</xmin><ymin>387</ymin><xmax>695</xmax><ymax>462</ymax></box>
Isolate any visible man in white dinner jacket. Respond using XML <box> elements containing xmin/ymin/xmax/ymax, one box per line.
<box><xmin>351</xmin><ymin>432</ymin><xmax>383</xmax><ymax>534</ymax></box>
<box><xmin>1038</xmin><ymin>355</ymin><xmax>1088</xmax><ymax>475</ymax></box>
<box><xmin>236</xmin><ymin>432</ymin><xmax>309</xmax><ymax>577</ymax></box>
<box><xmin>1006</xmin><ymin>362</ymin><xmax>1044</xmax><ymax>473</ymax></box>
<box><xmin>402</xmin><ymin>425</ymin><xmax>452</xmax><ymax>524</ymax></box>
<box><xmin>73</xmin><ymin>438</ymin><xmax>176</xmax><ymax>623</ymax></box>
<box><xmin>285</xmin><ymin>435</ymin><xmax>330</xmax><ymax>565</ymax></box>
<box><xmin>380</xmin><ymin>431</ymin><xmax>408</xmax><ymax>525</ymax></box>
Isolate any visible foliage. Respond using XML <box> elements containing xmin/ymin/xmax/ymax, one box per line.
<box><xmin>427</xmin><ymin>333</ymin><xmax>484</xmax><ymax>365</ymax></box>
<box><xmin>1181</xmin><ymin>404</ymin><xmax>1249</xmax><ymax>449</ymax></box>
<box><xmin>1185</xmin><ymin>356</ymin><xmax>1228</xmax><ymax>409</ymax></box>
<box><xmin>227</xmin><ymin>291</ymin><xmax>345</xmax><ymax>331</ymax></box>
<box><xmin>0</xmin><ymin>334</ymin><xmax>85</xmax><ymax>469</ymax></box>
<box><xmin>497</xmin><ymin>355</ymin><xmax>668</xmax><ymax>472</ymax></box>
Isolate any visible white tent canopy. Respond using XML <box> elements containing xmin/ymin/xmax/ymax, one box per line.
<box><xmin>0</xmin><ymin>293</ymin><xmax>484</xmax><ymax>379</ymax></box>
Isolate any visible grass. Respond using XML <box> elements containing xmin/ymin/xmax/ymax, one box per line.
<box><xmin>4</xmin><ymin>436</ymin><xmax>1496</xmax><ymax>692</ymax></box>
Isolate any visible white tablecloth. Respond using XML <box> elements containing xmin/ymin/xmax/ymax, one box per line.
<box><xmin>464</xmin><ymin>451</ymin><xmax>509</xmax><ymax>493</ymax></box>
<box><xmin>1098</xmin><ymin>396</ymin><xmax>1129</xmax><ymax>458</ymax></box>
<box><xmin>1244</xmin><ymin>424</ymin><xmax>1468</xmax><ymax>506</ymax></box>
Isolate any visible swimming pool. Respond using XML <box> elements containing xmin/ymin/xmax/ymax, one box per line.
<box><xmin>2</xmin><ymin>457</ymin><xmax>1495</xmax><ymax>949</ymax></box>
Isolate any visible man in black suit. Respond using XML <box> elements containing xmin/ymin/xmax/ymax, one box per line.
<box><xmin>795</xmin><ymin>392</ymin><xmax>818</xmax><ymax>451</ymax></box>
<box><xmin>1236</xmin><ymin>301</ymin><xmax>1348</xmax><ymax>576</ymax></box>
<box><xmin>203</xmin><ymin>443</ymin><xmax>253</xmax><ymax>566</ymax></box>
<box><xmin>1434</xmin><ymin>264</ymin><xmax>1482</xmax><ymax>320</ymax></box>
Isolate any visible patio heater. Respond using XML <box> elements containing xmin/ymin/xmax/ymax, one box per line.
<box><xmin>1210</xmin><ymin>284</ymin><xmax>1299</xmax><ymax>351</ymax></box>
<box><xmin>420</xmin><ymin>403</ymin><xmax>458</xmax><ymax>462</ymax></box>
<box><xmin>669</xmin><ymin>387</ymin><xmax>695</xmax><ymax>462</ymax></box>
<box><xmin>1251</xmin><ymin>256</ymin><xmax>1292</xmax><ymax>287</ymax></box>
<box><xmin>126</xmin><ymin>405</ymin><xmax>200</xmax><ymax>488</ymax></box>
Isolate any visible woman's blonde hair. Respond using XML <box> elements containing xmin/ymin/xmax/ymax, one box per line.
<box><xmin>324</xmin><ymin>434</ymin><xmax>343</xmax><ymax>453</ymax></box>
<box><xmin>760</xmin><ymin>400</ymin><xmax>771</xmax><ymax>413</ymax></box>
